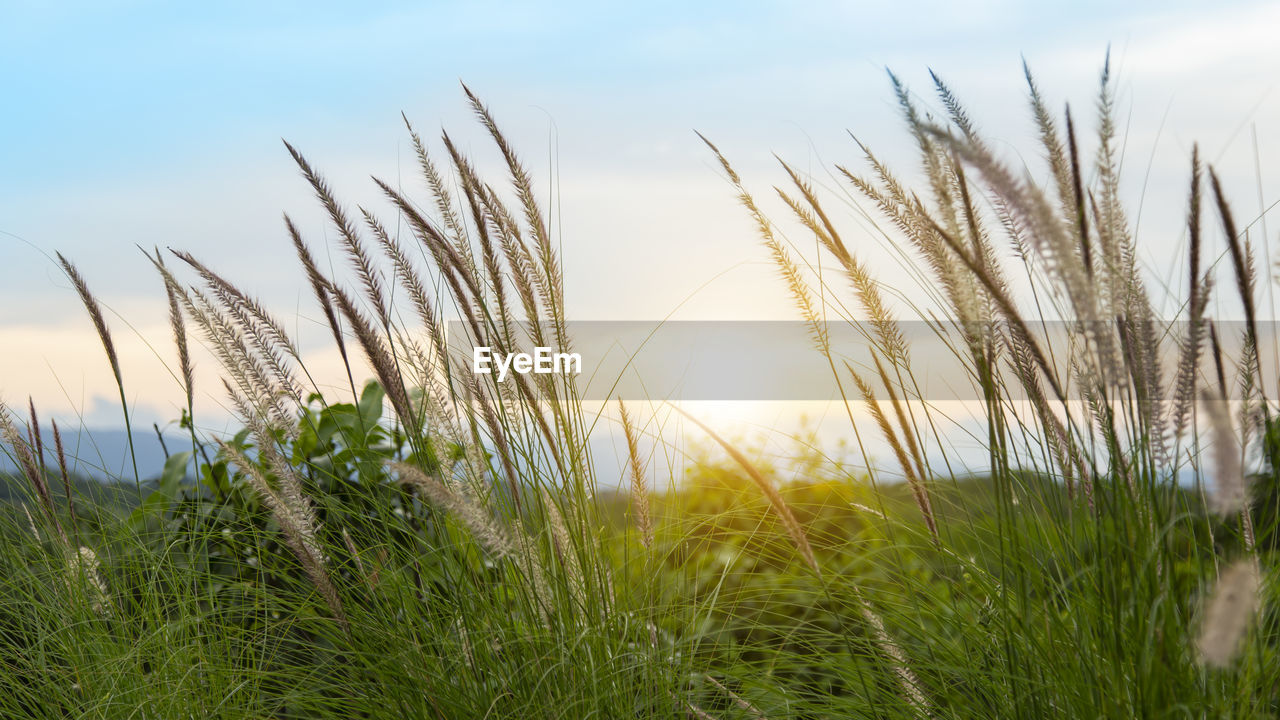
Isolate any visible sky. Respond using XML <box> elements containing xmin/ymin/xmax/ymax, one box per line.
<box><xmin>3</xmin><ymin>0</ymin><xmax>1280</xmax><ymax>449</ymax></box>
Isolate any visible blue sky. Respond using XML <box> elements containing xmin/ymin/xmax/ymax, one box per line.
<box><xmin>3</xmin><ymin>0</ymin><xmax>1279</xmax><ymax>429</ymax></box>
<box><xmin>5</xmin><ymin>0</ymin><xmax>1248</xmax><ymax>187</ymax></box>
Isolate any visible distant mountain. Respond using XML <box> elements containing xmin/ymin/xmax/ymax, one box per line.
<box><xmin>0</xmin><ymin>426</ymin><xmax>188</xmax><ymax>481</ymax></box>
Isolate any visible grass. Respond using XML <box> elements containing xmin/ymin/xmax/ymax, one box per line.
<box><xmin>0</xmin><ymin>62</ymin><xmax>1277</xmax><ymax>718</ymax></box>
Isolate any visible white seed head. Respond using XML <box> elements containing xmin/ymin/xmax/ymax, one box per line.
<box><xmin>1197</xmin><ymin>558</ymin><xmax>1262</xmax><ymax>668</ymax></box>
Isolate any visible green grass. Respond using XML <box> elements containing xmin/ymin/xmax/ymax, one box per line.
<box><xmin>0</xmin><ymin>62</ymin><xmax>1277</xmax><ymax>718</ymax></box>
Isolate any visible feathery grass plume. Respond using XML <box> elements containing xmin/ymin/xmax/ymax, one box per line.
<box><xmin>0</xmin><ymin>404</ymin><xmax>40</xmax><ymax>490</ymax></box>
<box><xmin>1087</xmin><ymin>66</ymin><xmax>1168</xmax><ymax>460</ymax></box>
<box><xmin>340</xmin><ymin>528</ymin><xmax>367</xmax><ymax>578</ymax></box>
<box><xmin>171</xmin><ymin>249</ymin><xmax>305</xmax><ymax>405</ymax></box>
<box><xmin>618</xmin><ymin>400</ymin><xmax>652</xmax><ymax>550</ymax></box>
<box><xmin>1237</xmin><ymin>330</ymin><xmax>1263</xmax><ymax>453</ymax></box>
<box><xmin>392</xmin><ymin>462</ymin><xmax>515</xmax><ymax>559</ymax></box>
<box><xmin>5</xmin><ymin>407</ymin><xmax>106</xmax><ymax>615</ymax></box>
<box><xmin>401</xmin><ymin>113</ymin><xmax>468</xmax><ymax>248</ymax></box>
<box><xmin>1197</xmin><ymin>558</ymin><xmax>1262</xmax><ymax>667</ymax></box>
<box><xmin>857</xmin><ymin>600</ymin><xmax>931</xmax><ymax>716</ymax></box>
<box><xmin>55</xmin><ymin>254</ymin><xmax>121</xmax><ymax>386</ymax></box>
<box><xmin>0</xmin><ymin>401</ymin><xmax>66</xmax><ymax>543</ymax></box>
<box><xmin>508</xmin><ymin>515</ymin><xmax>556</xmax><ymax>624</ymax></box>
<box><xmin>435</xmin><ymin>129</ymin><xmax>501</xmax><ymax>280</ymax></box>
<box><xmin>1089</xmin><ymin>62</ymin><xmax>1161</xmax><ymax>402</ymax></box>
<box><xmin>948</xmin><ymin>153</ymin><xmax>1000</xmax><ymax>326</ymax></box>
<box><xmin>153</xmin><ymin>249</ymin><xmax>195</xmax><ymax>421</ymax></box>
<box><xmin>480</xmin><ymin>180</ymin><xmax>551</xmax><ymax>347</ymax></box>
<box><xmin>224</xmin><ymin>387</ymin><xmax>317</xmax><ymax>546</ymax></box>
<box><xmin>373</xmin><ymin>176</ymin><xmax>488</xmax><ymax>345</ymax></box>
<box><xmin>848</xmin><ymin>364</ymin><xmax>939</xmax><ymax>545</ymax></box>
<box><xmin>220</xmin><ymin>384</ymin><xmax>337</xmax><ymax>586</ymax></box>
<box><xmin>924</xmin><ymin>104</ymin><xmax>1101</xmax><ymax>303</ymax></box>
<box><xmin>359</xmin><ymin>207</ymin><xmax>445</xmax><ymax>353</ymax></box>
<box><xmin>1210</xmin><ymin>168</ymin><xmax>1269</xmax><ymax>422</ymax></box>
<box><xmin>847</xmin><ymin>129</ymin><xmax>1000</xmax><ymax>355</ymax></box>
<box><xmin>888</xmin><ymin>71</ymin><xmax>960</xmax><ymax>241</ymax></box>
<box><xmin>849</xmin><ymin>502</ymin><xmax>889</xmax><ymax>521</ymax></box>
<box><xmin>463</xmin><ymin>84</ymin><xmax>567</xmax><ymax>345</ymax></box>
<box><xmin>169</xmin><ymin>248</ymin><xmax>302</xmax><ymax>363</ymax></box>
<box><xmin>420</xmin><ymin>374</ymin><xmax>466</xmax><ymax>449</ymax></box>
<box><xmin>839</xmin><ymin>146</ymin><xmax>984</xmax><ymax>352</ymax></box>
<box><xmin>284</xmin><ymin>214</ymin><xmax>356</xmax><ymax>387</ymax></box>
<box><xmin>498</xmin><ymin>367</ymin><xmax>569</xmax><ymax>474</ymax></box>
<box><xmin>991</xmin><ymin>185</ymin><xmax>1034</xmax><ymax>262</ymax></box>
<box><xmin>1231</xmin><ymin>347</ymin><xmax>1262</xmax><ymax>553</ymax></box>
<box><xmin>1130</xmin><ymin>300</ymin><xmax>1169</xmax><ymax>462</ymax></box>
<box><xmin>283</xmin><ymin>140</ymin><xmax>390</xmax><ymax>326</ymax></box>
<box><xmin>697</xmin><ymin>132</ymin><xmax>829</xmax><ymax>354</ymax></box>
<box><xmin>1089</xmin><ymin>56</ymin><xmax>1132</xmax><ymax>299</ymax></box>
<box><xmin>1201</xmin><ymin>389</ymin><xmax>1245</xmax><ymax>516</ymax></box>
<box><xmin>423</xmin><ymin>130</ymin><xmax>486</xmax><ymax>287</ymax></box>
<box><xmin>930</xmin><ymin>219</ymin><xmax>1066</xmax><ymax>403</ymax></box>
<box><xmin>326</xmin><ymin>281</ymin><xmax>415</xmax><ymax>426</ymax></box>
<box><xmin>50</xmin><ymin>420</ymin><xmax>77</xmax><ymax>542</ymax></box>
<box><xmin>340</xmin><ymin>527</ymin><xmax>383</xmax><ymax>594</ymax></box>
<box><xmin>775</xmin><ymin>159</ymin><xmax>912</xmax><ymax>363</ymax></box>
<box><xmin>27</xmin><ymin>398</ymin><xmax>45</xmax><ymax>479</ymax></box>
<box><xmin>1172</xmin><ymin>147</ymin><xmax>1211</xmax><ymax>446</ymax></box>
<box><xmin>20</xmin><ymin>503</ymin><xmax>40</xmax><ymax>542</ymax></box>
<box><xmin>436</xmin><ymin>132</ymin><xmax>526</xmax><ymax>358</ymax></box>
<box><xmin>930</xmin><ymin>69</ymin><xmax>981</xmax><ymax>142</ymax></box>
<box><xmin>1208</xmin><ymin>321</ymin><xmax>1229</xmax><ymax>398</ymax></box>
<box><xmin>217</xmin><ymin>437</ymin><xmax>347</xmax><ymax>630</ymax></box>
<box><xmin>147</xmin><ymin>252</ymin><xmax>300</xmax><ymax>434</ymax></box>
<box><xmin>854</xmin><ymin>113</ymin><xmax>1018</xmax><ymax>428</ymax></box>
<box><xmin>1117</xmin><ymin>300</ymin><xmax>1168</xmax><ymax>465</ymax></box>
<box><xmin>388</xmin><ymin>330</ymin><xmax>439</xmax><ymax>418</ymax></box>
<box><xmin>870</xmin><ymin>353</ymin><xmax>930</xmax><ymax>492</ymax></box>
<box><xmin>1023</xmin><ymin>61</ymin><xmax>1077</xmax><ymax>223</ymax></box>
<box><xmin>924</xmin><ymin>130</ymin><xmax>1111</xmax><ymax>392</ymax></box>
<box><xmin>177</xmin><ymin>279</ymin><xmax>298</xmax><ymax>435</ymax></box>
<box><xmin>55</xmin><ymin>252</ymin><xmax>140</xmax><ymax>489</ymax></box>
<box><xmin>65</xmin><ymin>546</ymin><xmax>111</xmax><ymax>617</ymax></box>
<box><xmin>1063</xmin><ymin>105</ymin><xmax>1094</xmax><ymax>279</ymax></box>
<box><xmin>911</xmin><ymin>75</ymin><xmax>1000</xmax><ymax>329</ymax></box>
<box><xmin>222</xmin><ymin>381</ymin><xmax>330</xmax><ymax>570</ymax></box>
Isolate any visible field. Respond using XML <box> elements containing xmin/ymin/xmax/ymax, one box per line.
<box><xmin>1</xmin><ymin>63</ymin><xmax>1277</xmax><ymax>718</ymax></box>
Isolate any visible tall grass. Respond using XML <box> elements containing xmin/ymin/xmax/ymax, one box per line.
<box><xmin>695</xmin><ymin>58</ymin><xmax>1277</xmax><ymax>716</ymax></box>
<box><xmin>0</xmin><ymin>64</ymin><xmax>1275</xmax><ymax>718</ymax></box>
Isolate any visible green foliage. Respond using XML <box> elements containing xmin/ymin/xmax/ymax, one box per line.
<box><xmin>3</xmin><ymin>66</ymin><xmax>1280</xmax><ymax>719</ymax></box>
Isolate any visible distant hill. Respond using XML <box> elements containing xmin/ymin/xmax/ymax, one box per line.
<box><xmin>0</xmin><ymin>468</ymin><xmax>141</xmax><ymax>511</ymax></box>
<box><xmin>0</xmin><ymin>426</ymin><xmax>187</xmax><ymax>482</ymax></box>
